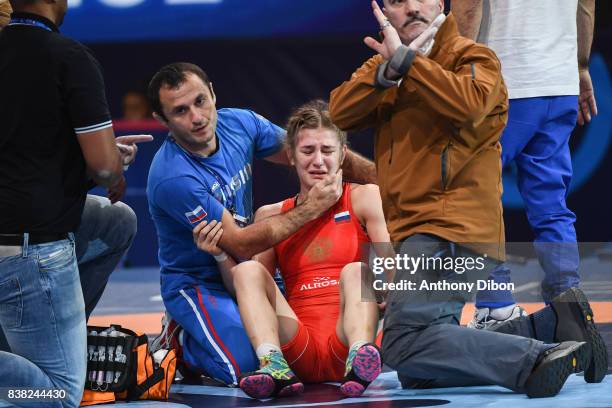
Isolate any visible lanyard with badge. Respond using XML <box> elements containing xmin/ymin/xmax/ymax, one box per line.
<box><xmin>174</xmin><ymin>137</ymin><xmax>250</xmax><ymax>228</ymax></box>
<box><xmin>8</xmin><ymin>17</ymin><xmax>53</xmax><ymax>31</ymax></box>
<box><xmin>200</xmin><ymin>165</ymin><xmax>250</xmax><ymax>228</ymax></box>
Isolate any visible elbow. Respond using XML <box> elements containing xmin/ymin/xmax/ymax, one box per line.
<box><xmin>459</xmin><ymin>91</ymin><xmax>494</xmax><ymax>126</ymax></box>
<box><xmin>86</xmin><ymin>154</ymin><xmax>123</xmax><ymax>188</ymax></box>
<box><xmin>329</xmin><ymin>114</ymin><xmax>352</xmax><ymax>132</ymax></box>
<box><xmin>89</xmin><ymin>167</ymin><xmax>122</xmax><ymax>188</ymax></box>
<box><xmin>329</xmin><ymin>89</ymin><xmax>357</xmax><ymax>131</ymax></box>
<box><xmin>329</xmin><ymin>103</ymin><xmax>355</xmax><ymax>131</ymax></box>
<box><xmin>236</xmin><ymin>248</ymin><xmax>256</xmax><ymax>260</ymax></box>
<box><xmin>461</xmin><ymin>106</ymin><xmax>488</xmax><ymax>127</ymax></box>
<box><xmin>227</xmin><ymin>242</ymin><xmax>256</xmax><ymax>261</ymax></box>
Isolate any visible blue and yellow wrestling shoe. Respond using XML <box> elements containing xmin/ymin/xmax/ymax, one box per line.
<box><xmin>239</xmin><ymin>351</ymin><xmax>304</xmax><ymax>399</ymax></box>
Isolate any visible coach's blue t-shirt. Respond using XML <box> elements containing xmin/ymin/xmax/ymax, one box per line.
<box><xmin>147</xmin><ymin>108</ymin><xmax>283</xmax><ymax>294</ymax></box>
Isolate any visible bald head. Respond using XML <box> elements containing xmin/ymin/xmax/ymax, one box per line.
<box><xmin>0</xmin><ymin>0</ymin><xmax>11</xmax><ymax>29</ymax></box>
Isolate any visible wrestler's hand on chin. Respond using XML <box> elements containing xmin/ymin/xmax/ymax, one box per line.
<box><xmin>193</xmin><ymin>220</ymin><xmax>224</xmax><ymax>256</ymax></box>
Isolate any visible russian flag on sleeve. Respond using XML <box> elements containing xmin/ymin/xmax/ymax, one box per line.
<box><xmin>334</xmin><ymin>211</ymin><xmax>350</xmax><ymax>223</ymax></box>
<box><xmin>185</xmin><ymin>206</ymin><xmax>207</xmax><ymax>224</ymax></box>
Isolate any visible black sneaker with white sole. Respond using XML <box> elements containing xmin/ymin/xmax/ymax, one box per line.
<box><xmin>525</xmin><ymin>341</ymin><xmax>590</xmax><ymax>398</ymax></box>
<box><xmin>550</xmin><ymin>287</ymin><xmax>609</xmax><ymax>383</ymax></box>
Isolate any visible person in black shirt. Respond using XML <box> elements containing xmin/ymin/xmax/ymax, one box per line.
<box><xmin>0</xmin><ymin>1</ymin><xmax>149</xmax><ymax>406</ymax></box>
<box><xmin>0</xmin><ymin>0</ymin><xmax>146</xmax><ymax>347</ymax></box>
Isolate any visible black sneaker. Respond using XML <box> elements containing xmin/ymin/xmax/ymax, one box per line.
<box><xmin>525</xmin><ymin>341</ymin><xmax>590</xmax><ymax>398</ymax></box>
<box><xmin>550</xmin><ymin>287</ymin><xmax>609</xmax><ymax>383</ymax></box>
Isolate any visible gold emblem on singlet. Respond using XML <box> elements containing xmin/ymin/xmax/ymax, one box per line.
<box><xmin>303</xmin><ymin>237</ymin><xmax>333</xmax><ymax>263</ymax></box>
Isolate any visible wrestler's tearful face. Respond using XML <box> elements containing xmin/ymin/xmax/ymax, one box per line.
<box><xmin>383</xmin><ymin>0</ymin><xmax>444</xmax><ymax>45</ymax></box>
<box><xmin>158</xmin><ymin>73</ymin><xmax>218</xmax><ymax>154</ymax></box>
<box><xmin>292</xmin><ymin>127</ymin><xmax>346</xmax><ymax>190</ymax></box>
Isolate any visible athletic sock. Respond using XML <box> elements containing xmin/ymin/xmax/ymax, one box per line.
<box><xmin>256</xmin><ymin>343</ymin><xmax>282</xmax><ymax>359</ymax></box>
<box><xmin>256</xmin><ymin>350</ymin><xmax>296</xmax><ymax>381</ymax></box>
<box><xmin>349</xmin><ymin>341</ymin><xmax>368</xmax><ymax>354</ymax></box>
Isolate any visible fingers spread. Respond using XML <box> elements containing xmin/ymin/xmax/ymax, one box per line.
<box><xmin>364</xmin><ymin>36</ymin><xmax>384</xmax><ymax>54</ymax></box>
<box><xmin>371</xmin><ymin>0</ymin><xmax>387</xmax><ymax>26</ymax></box>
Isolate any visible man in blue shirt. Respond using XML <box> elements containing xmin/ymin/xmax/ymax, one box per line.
<box><xmin>147</xmin><ymin>62</ymin><xmax>375</xmax><ymax>386</ymax></box>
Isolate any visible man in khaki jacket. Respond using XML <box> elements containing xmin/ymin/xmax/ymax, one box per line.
<box><xmin>329</xmin><ymin>0</ymin><xmax>595</xmax><ymax>398</ymax></box>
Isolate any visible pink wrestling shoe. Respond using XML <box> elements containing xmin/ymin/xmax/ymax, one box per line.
<box><xmin>340</xmin><ymin>343</ymin><xmax>382</xmax><ymax>397</ymax></box>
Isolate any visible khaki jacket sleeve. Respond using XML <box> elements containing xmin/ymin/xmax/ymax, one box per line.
<box><xmin>329</xmin><ymin>54</ymin><xmax>389</xmax><ymax>132</ymax></box>
<box><xmin>404</xmin><ymin>44</ymin><xmax>504</xmax><ymax>129</ymax></box>
<box><xmin>0</xmin><ymin>0</ymin><xmax>12</xmax><ymax>28</ymax></box>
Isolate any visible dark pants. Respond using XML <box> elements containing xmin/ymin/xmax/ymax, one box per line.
<box><xmin>382</xmin><ymin>234</ymin><xmax>546</xmax><ymax>392</ymax></box>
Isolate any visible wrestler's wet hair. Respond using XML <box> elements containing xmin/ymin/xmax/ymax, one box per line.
<box><xmin>148</xmin><ymin>62</ymin><xmax>212</xmax><ymax>121</ymax></box>
<box><xmin>285</xmin><ymin>100</ymin><xmax>347</xmax><ymax>152</ymax></box>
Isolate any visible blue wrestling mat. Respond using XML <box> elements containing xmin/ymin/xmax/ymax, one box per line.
<box><xmin>92</xmin><ymin>262</ymin><xmax>612</xmax><ymax>407</ymax></box>
<box><xmin>3</xmin><ymin>262</ymin><xmax>610</xmax><ymax>407</ymax></box>
<box><xmin>1</xmin><ymin>372</ymin><xmax>610</xmax><ymax>407</ymax></box>
<box><xmin>12</xmin><ymin>372</ymin><xmax>599</xmax><ymax>408</ymax></box>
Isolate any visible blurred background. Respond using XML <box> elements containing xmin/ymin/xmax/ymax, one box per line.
<box><xmin>66</xmin><ymin>0</ymin><xmax>611</xmax><ymax>267</ymax></box>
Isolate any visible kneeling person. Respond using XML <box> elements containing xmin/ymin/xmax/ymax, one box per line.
<box><xmin>148</xmin><ymin>64</ymin><xmax>352</xmax><ymax>387</ymax></box>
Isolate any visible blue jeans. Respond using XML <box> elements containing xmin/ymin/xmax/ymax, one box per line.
<box><xmin>0</xmin><ymin>195</ymin><xmax>137</xmax><ymax>352</ymax></box>
<box><xmin>0</xmin><ymin>235</ymin><xmax>87</xmax><ymax>408</ymax></box>
<box><xmin>477</xmin><ymin>96</ymin><xmax>580</xmax><ymax>307</ymax></box>
<box><xmin>74</xmin><ymin>195</ymin><xmax>137</xmax><ymax>317</ymax></box>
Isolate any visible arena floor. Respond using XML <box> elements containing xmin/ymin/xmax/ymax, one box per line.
<box><xmin>3</xmin><ymin>257</ymin><xmax>609</xmax><ymax>407</ymax></box>
<box><xmin>82</xmin><ymin>253</ymin><xmax>612</xmax><ymax>408</ymax></box>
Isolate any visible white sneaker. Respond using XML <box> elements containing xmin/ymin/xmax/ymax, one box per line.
<box><xmin>150</xmin><ymin>311</ymin><xmax>182</xmax><ymax>353</ymax></box>
<box><xmin>467</xmin><ymin>304</ymin><xmax>527</xmax><ymax>330</ymax></box>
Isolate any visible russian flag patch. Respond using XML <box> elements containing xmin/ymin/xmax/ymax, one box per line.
<box><xmin>334</xmin><ymin>211</ymin><xmax>350</xmax><ymax>223</ymax></box>
<box><xmin>185</xmin><ymin>205</ymin><xmax>207</xmax><ymax>224</ymax></box>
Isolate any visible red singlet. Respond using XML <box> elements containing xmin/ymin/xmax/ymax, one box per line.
<box><xmin>274</xmin><ymin>182</ymin><xmax>370</xmax><ymax>382</ymax></box>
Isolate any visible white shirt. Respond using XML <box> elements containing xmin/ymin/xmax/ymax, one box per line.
<box><xmin>479</xmin><ymin>0</ymin><xmax>579</xmax><ymax>99</ymax></box>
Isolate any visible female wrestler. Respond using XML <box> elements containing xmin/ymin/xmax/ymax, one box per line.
<box><xmin>193</xmin><ymin>100</ymin><xmax>389</xmax><ymax>399</ymax></box>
